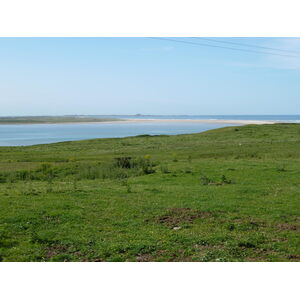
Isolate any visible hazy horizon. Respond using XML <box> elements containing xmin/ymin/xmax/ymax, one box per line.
<box><xmin>1</xmin><ymin>113</ymin><xmax>300</xmax><ymax>117</ymax></box>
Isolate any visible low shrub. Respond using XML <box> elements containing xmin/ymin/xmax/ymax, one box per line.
<box><xmin>76</xmin><ymin>156</ymin><xmax>155</xmax><ymax>180</ymax></box>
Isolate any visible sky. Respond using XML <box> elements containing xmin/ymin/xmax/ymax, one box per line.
<box><xmin>0</xmin><ymin>37</ymin><xmax>299</xmax><ymax>116</ymax></box>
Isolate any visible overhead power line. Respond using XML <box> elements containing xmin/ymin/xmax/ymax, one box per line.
<box><xmin>148</xmin><ymin>37</ymin><xmax>300</xmax><ymax>59</ymax></box>
<box><xmin>192</xmin><ymin>37</ymin><xmax>300</xmax><ymax>54</ymax></box>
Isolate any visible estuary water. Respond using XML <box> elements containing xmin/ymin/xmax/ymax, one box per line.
<box><xmin>0</xmin><ymin>115</ymin><xmax>299</xmax><ymax>146</ymax></box>
<box><xmin>0</xmin><ymin>121</ymin><xmax>238</xmax><ymax>146</ymax></box>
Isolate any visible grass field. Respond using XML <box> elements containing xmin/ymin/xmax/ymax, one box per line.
<box><xmin>0</xmin><ymin>116</ymin><xmax>121</xmax><ymax>124</ymax></box>
<box><xmin>0</xmin><ymin>123</ymin><xmax>299</xmax><ymax>261</ymax></box>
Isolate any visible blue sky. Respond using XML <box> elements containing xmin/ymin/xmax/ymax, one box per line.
<box><xmin>0</xmin><ymin>37</ymin><xmax>299</xmax><ymax>116</ymax></box>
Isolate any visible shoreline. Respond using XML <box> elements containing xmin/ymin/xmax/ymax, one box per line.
<box><xmin>113</xmin><ymin>119</ymin><xmax>277</xmax><ymax>125</ymax></box>
<box><xmin>0</xmin><ymin>119</ymin><xmax>278</xmax><ymax>125</ymax></box>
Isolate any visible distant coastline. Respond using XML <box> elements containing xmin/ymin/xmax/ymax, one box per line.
<box><xmin>0</xmin><ymin>116</ymin><xmax>122</xmax><ymax>125</ymax></box>
<box><xmin>0</xmin><ymin>116</ymin><xmax>277</xmax><ymax>125</ymax></box>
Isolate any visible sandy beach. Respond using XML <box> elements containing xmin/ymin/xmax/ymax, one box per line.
<box><xmin>98</xmin><ymin>119</ymin><xmax>277</xmax><ymax>125</ymax></box>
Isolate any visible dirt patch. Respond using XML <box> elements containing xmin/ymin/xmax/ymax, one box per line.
<box><xmin>158</xmin><ymin>208</ymin><xmax>212</xmax><ymax>227</ymax></box>
<box><xmin>137</xmin><ymin>249</ymin><xmax>194</xmax><ymax>262</ymax></box>
<box><xmin>46</xmin><ymin>244</ymin><xmax>68</xmax><ymax>259</ymax></box>
<box><xmin>136</xmin><ymin>253</ymin><xmax>154</xmax><ymax>262</ymax></box>
<box><xmin>43</xmin><ymin>215</ymin><xmax>61</xmax><ymax>224</ymax></box>
<box><xmin>287</xmin><ymin>254</ymin><xmax>300</xmax><ymax>261</ymax></box>
<box><xmin>93</xmin><ymin>258</ymin><xmax>103</xmax><ymax>262</ymax></box>
<box><xmin>155</xmin><ymin>249</ymin><xmax>194</xmax><ymax>262</ymax></box>
<box><xmin>45</xmin><ymin>244</ymin><xmax>84</xmax><ymax>260</ymax></box>
<box><xmin>277</xmin><ymin>223</ymin><xmax>299</xmax><ymax>231</ymax></box>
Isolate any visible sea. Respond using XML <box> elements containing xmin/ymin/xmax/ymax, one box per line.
<box><xmin>0</xmin><ymin>115</ymin><xmax>299</xmax><ymax>146</ymax></box>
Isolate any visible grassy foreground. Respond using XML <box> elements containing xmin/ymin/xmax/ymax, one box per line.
<box><xmin>0</xmin><ymin>124</ymin><xmax>299</xmax><ymax>262</ymax></box>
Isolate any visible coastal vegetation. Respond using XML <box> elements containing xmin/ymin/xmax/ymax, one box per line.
<box><xmin>0</xmin><ymin>123</ymin><xmax>299</xmax><ymax>261</ymax></box>
<box><xmin>0</xmin><ymin>116</ymin><xmax>121</xmax><ymax>124</ymax></box>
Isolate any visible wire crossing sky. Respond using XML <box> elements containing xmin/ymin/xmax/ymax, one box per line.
<box><xmin>192</xmin><ymin>37</ymin><xmax>300</xmax><ymax>54</ymax></box>
<box><xmin>0</xmin><ymin>37</ymin><xmax>299</xmax><ymax>116</ymax></box>
<box><xmin>150</xmin><ymin>37</ymin><xmax>300</xmax><ymax>58</ymax></box>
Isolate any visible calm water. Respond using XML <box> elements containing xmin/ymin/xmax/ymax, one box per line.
<box><xmin>0</xmin><ymin>115</ymin><xmax>299</xmax><ymax>146</ymax></box>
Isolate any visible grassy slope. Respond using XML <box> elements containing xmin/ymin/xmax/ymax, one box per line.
<box><xmin>0</xmin><ymin>124</ymin><xmax>299</xmax><ymax>262</ymax></box>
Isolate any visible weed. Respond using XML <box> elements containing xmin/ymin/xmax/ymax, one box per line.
<box><xmin>276</xmin><ymin>164</ymin><xmax>286</xmax><ymax>172</ymax></box>
<box><xmin>221</xmin><ymin>175</ymin><xmax>234</xmax><ymax>184</ymax></box>
<box><xmin>200</xmin><ymin>175</ymin><xmax>211</xmax><ymax>185</ymax></box>
<box><xmin>238</xmin><ymin>241</ymin><xmax>256</xmax><ymax>248</ymax></box>
<box><xmin>72</xmin><ymin>178</ymin><xmax>78</xmax><ymax>191</ymax></box>
<box><xmin>46</xmin><ymin>181</ymin><xmax>53</xmax><ymax>193</ymax></box>
<box><xmin>160</xmin><ymin>164</ymin><xmax>170</xmax><ymax>174</ymax></box>
<box><xmin>184</xmin><ymin>167</ymin><xmax>192</xmax><ymax>174</ymax></box>
<box><xmin>172</xmin><ymin>153</ymin><xmax>178</xmax><ymax>162</ymax></box>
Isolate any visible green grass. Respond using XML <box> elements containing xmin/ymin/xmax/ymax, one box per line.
<box><xmin>0</xmin><ymin>116</ymin><xmax>121</xmax><ymax>124</ymax></box>
<box><xmin>0</xmin><ymin>124</ymin><xmax>299</xmax><ymax>261</ymax></box>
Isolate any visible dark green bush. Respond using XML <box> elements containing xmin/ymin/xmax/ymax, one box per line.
<box><xmin>114</xmin><ymin>157</ymin><xmax>132</xmax><ymax>169</ymax></box>
<box><xmin>0</xmin><ymin>174</ymin><xmax>6</xmax><ymax>183</ymax></box>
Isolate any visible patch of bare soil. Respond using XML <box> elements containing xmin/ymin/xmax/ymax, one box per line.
<box><xmin>136</xmin><ymin>253</ymin><xmax>154</xmax><ymax>262</ymax></box>
<box><xmin>277</xmin><ymin>223</ymin><xmax>299</xmax><ymax>231</ymax></box>
<box><xmin>46</xmin><ymin>244</ymin><xmax>68</xmax><ymax>259</ymax></box>
<box><xmin>45</xmin><ymin>244</ymin><xmax>84</xmax><ymax>260</ymax></box>
<box><xmin>287</xmin><ymin>254</ymin><xmax>300</xmax><ymax>261</ymax></box>
<box><xmin>136</xmin><ymin>249</ymin><xmax>195</xmax><ymax>262</ymax></box>
<box><xmin>157</xmin><ymin>208</ymin><xmax>212</xmax><ymax>227</ymax></box>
